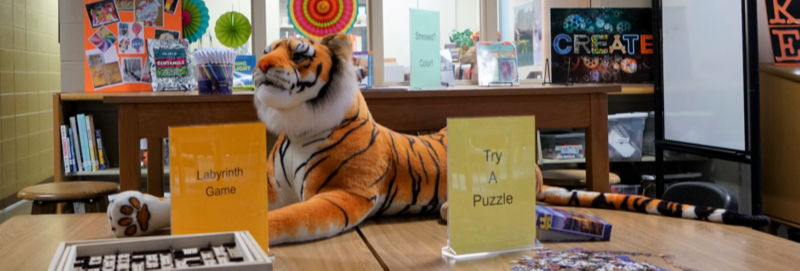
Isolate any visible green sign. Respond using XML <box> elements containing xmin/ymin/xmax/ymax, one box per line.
<box><xmin>409</xmin><ymin>9</ymin><xmax>441</xmax><ymax>90</ymax></box>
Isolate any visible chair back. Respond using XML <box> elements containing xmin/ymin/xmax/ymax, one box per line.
<box><xmin>662</xmin><ymin>181</ymin><xmax>739</xmax><ymax>211</ymax></box>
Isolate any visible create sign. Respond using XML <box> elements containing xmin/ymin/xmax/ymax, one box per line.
<box><xmin>765</xmin><ymin>0</ymin><xmax>800</xmax><ymax>65</ymax></box>
<box><xmin>549</xmin><ymin>8</ymin><xmax>653</xmax><ymax>84</ymax></box>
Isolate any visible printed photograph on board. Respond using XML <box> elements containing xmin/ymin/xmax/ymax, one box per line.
<box><xmin>85</xmin><ymin>0</ymin><xmax>120</xmax><ymax>28</ymax></box>
<box><xmin>122</xmin><ymin>57</ymin><xmax>143</xmax><ymax>82</ymax></box>
<box><xmin>155</xmin><ymin>29</ymin><xmax>180</xmax><ymax>40</ymax></box>
<box><xmin>116</xmin><ymin>0</ymin><xmax>135</xmax><ymax>12</ymax></box>
<box><xmin>135</xmin><ymin>0</ymin><xmax>164</xmax><ymax>27</ymax></box>
<box><xmin>87</xmin><ymin>53</ymin><xmax>104</xmax><ymax>67</ymax></box>
<box><xmin>88</xmin><ymin>26</ymin><xmax>117</xmax><ymax>52</ymax></box>
<box><xmin>90</xmin><ymin>62</ymin><xmax>124</xmax><ymax>88</ymax></box>
<box><xmin>118</xmin><ymin>22</ymin><xmax>146</xmax><ymax>55</ymax></box>
<box><xmin>165</xmin><ymin>0</ymin><xmax>179</xmax><ymax>14</ymax></box>
<box><xmin>550</xmin><ymin>8</ymin><xmax>653</xmax><ymax>84</ymax></box>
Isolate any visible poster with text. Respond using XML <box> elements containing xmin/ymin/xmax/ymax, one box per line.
<box><xmin>83</xmin><ymin>0</ymin><xmax>182</xmax><ymax>92</ymax></box>
<box><xmin>550</xmin><ymin>8</ymin><xmax>653</xmax><ymax>84</ymax></box>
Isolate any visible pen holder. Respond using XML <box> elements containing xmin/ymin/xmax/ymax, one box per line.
<box><xmin>197</xmin><ymin>63</ymin><xmax>233</xmax><ymax>95</ymax></box>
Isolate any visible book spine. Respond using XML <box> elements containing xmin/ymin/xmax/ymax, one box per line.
<box><xmin>368</xmin><ymin>54</ymin><xmax>373</xmax><ymax>87</ymax></box>
<box><xmin>60</xmin><ymin>125</ymin><xmax>71</xmax><ymax>173</ymax></box>
<box><xmin>76</xmin><ymin>114</ymin><xmax>92</xmax><ymax>171</ymax></box>
<box><xmin>86</xmin><ymin>115</ymin><xmax>99</xmax><ymax>171</ymax></box>
<box><xmin>69</xmin><ymin>117</ymin><xmax>83</xmax><ymax>172</ymax></box>
<box><xmin>67</xmin><ymin>128</ymin><xmax>78</xmax><ymax>172</ymax></box>
<box><xmin>95</xmin><ymin>129</ymin><xmax>109</xmax><ymax>170</ymax></box>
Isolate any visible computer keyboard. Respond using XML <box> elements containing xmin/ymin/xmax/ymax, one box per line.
<box><xmin>49</xmin><ymin>231</ymin><xmax>272</xmax><ymax>271</ymax></box>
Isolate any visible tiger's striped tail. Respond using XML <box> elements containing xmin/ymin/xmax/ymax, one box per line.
<box><xmin>537</xmin><ymin>185</ymin><xmax>770</xmax><ymax>227</ymax></box>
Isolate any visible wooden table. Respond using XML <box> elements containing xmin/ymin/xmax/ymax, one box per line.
<box><xmin>4</xmin><ymin>207</ymin><xmax>800</xmax><ymax>270</ymax></box>
<box><xmin>359</xmin><ymin>207</ymin><xmax>800</xmax><ymax>270</ymax></box>
<box><xmin>105</xmin><ymin>85</ymin><xmax>618</xmax><ymax>196</ymax></box>
<box><xmin>0</xmin><ymin>213</ymin><xmax>382</xmax><ymax>271</ymax></box>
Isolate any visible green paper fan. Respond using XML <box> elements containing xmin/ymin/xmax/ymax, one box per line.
<box><xmin>215</xmin><ymin>11</ymin><xmax>251</xmax><ymax>48</ymax></box>
<box><xmin>182</xmin><ymin>0</ymin><xmax>210</xmax><ymax>44</ymax></box>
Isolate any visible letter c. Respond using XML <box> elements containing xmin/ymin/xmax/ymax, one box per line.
<box><xmin>554</xmin><ymin>34</ymin><xmax>573</xmax><ymax>55</ymax></box>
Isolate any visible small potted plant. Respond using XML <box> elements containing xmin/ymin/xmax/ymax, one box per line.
<box><xmin>449</xmin><ymin>29</ymin><xmax>474</xmax><ymax>61</ymax></box>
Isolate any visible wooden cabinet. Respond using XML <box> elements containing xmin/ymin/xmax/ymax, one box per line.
<box><xmin>760</xmin><ymin>65</ymin><xmax>800</xmax><ymax>229</ymax></box>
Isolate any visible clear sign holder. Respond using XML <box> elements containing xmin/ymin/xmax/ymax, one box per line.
<box><xmin>442</xmin><ymin>115</ymin><xmax>542</xmax><ymax>264</ymax></box>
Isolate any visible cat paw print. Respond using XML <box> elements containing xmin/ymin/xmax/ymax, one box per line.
<box><xmin>111</xmin><ymin>196</ymin><xmax>151</xmax><ymax>236</ymax></box>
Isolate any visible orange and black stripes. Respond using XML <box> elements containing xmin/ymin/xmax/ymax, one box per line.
<box><xmin>538</xmin><ymin>186</ymin><xmax>770</xmax><ymax>227</ymax></box>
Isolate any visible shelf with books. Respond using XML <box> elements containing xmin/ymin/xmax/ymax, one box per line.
<box><xmin>64</xmin><ymin>167</ymin><xmax>170</xmax><ymax>177</ymax></box>
<box><xmin>59</xmin><ymin>113</ymin><xmax>112</xmax><ymax>175</ymax></box>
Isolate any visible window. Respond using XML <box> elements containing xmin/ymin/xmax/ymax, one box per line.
<box><xmin>381</xmin><ymin>0</ymin><xmax>481</xmax><ymax>83</ymax></box>
<box><xmin>265</xmin><ymin>0</ymin><xmax>369</xmax><ymax>52</ymax></box>
<box><xmin>188</xmin><ymin>0</ymin><xmax>253</xmax><ymax>55</ymax></box>
<box><xmin>499</xmin><ymin>0</ymin><xmax>545</xmax><ymax>80</ymax></box>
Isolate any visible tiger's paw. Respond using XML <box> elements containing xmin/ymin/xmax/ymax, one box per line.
<box><xmin>108</xmin><ymin>191</ymin><xmax>171</xmax><ymax>238</ymax></box>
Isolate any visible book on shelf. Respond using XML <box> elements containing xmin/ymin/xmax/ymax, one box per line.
<box><xmin>67</xmin><ymin>128</ymin><xmax>78</xmax><ymax>173</ymax></box>
<box><xmin>76</xmin><ymin>114</ymin><xmax>92</xmax><ymax>171</ymax></box>
<box><xmin>62</xmin><ymin>114</ymin><xmax>112</xmax><ymax>173</ymax></box>
<box><xmin>476</xmin><ymin>41</ymin><xmax>520</xmax><ymax>87</ymax></box>
<box><xmin>85</xmin><ymin>115</ymin><xmax>99</xmax><ymax>171</ymax></box>
<box><xmin>233</xmin><ymin>55</ymin><xmax>256</xmax><ymax>90</ymax></box>
<box><xmin>60</xmin><ymin>125</ymin><xmax>71</xmax><ymax>174</ymax></box>
<box><xmin>96</xmin><ymin>130</ymin><xmax>110</xmax><ymax>170</ymax></box>
<box><xmin>69</xmin><ymin>117</ymin><xmax>83</xmax><ymax>172</ymax></box>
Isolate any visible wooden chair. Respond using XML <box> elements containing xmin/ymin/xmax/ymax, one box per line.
<box><xmin>542</xmin><ymin>169</ymin><xmax>621</xmax><ymax>190</ymax></box>
<box><xmin>17</xmin><ymin>181</ymin><xmax>120</xmax><ymax>215</ymax></box>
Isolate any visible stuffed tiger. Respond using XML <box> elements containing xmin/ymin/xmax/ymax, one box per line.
<box><xmin>108</xmin><ymin>33</ymin><xmax>769</xmax><ymax>245</ymax></box>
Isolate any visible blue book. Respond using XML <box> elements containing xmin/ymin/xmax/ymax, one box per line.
<box><xmin>233</xmin><ymin>55</ymin><xmax>256</xmax><ymax>90</ymax></box>
<box><xmin>67</xmin><ymin>128</ymin><xmax>78</xmax><ymax>173</ymax></box>
<box><xmin>76</xmin><ymin>114</ymin><xmax>92</xmax><ymax>171</ymax></box>
<box><xmin>536</xmin><ymin>206</ymin><xmax>612</xmax><ymax>242</ymax></box>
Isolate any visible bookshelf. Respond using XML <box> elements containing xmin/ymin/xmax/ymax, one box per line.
<box><xmin>52</xmin><ymin>85</ymin><xmax>656</xmax><ymax>188</ymax></box>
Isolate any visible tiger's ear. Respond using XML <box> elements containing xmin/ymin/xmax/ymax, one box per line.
<box><xmin>320</xmin><ymin>33</ymin><xmax>352</xmax><ymax>60</ymax></box>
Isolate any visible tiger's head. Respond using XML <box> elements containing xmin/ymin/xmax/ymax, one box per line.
<box><xmin>253</xmin><ymin>33</ymin><xmax>357</xmax><ymax>139</ymax></box>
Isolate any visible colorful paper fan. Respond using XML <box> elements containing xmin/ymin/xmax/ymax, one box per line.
<box><xmin>288</xmin><ymin>0</ymin><xmax>359</xmax><ymax>40</ymax></box>
<box><xmin>182</xmin><ymin>0</ymin><xmax>210</xmax><ymax>43</ymax></box>
<box><xmin>215</xmin><ymin>11</ymin><xmax>251</xmax><ymax>48</ymax></box>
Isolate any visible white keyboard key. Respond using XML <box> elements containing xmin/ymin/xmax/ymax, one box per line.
<box><xmin>145</xmin><ymin>261</ymin><xmax>159</xmax><ymax>269</ymax></box>
<box><xmin>131</xmin><ymin>261</ymin><xmax>144</xmax><ymax>271</ymax></box>
<box><xmin>89</xmin><ymin>256</ymin><xmax>103</xmax><ymax>266</ymax></box>
<box><xmin>116</xmin><ymin>261</ymin><xmax>130</xmax><ymax>271</ymax></box>
<box><xmin>201</xmin><ymin>251</ymin><xmax>215</xmax><ymax>260</ymax></box>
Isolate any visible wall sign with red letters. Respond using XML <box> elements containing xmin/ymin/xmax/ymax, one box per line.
<box><xmin>766</xmin><ymin>0</ymin><xmax>800</xmax><ymax>65</ymax></box>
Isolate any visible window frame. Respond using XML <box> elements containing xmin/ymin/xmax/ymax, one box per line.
<box><xmin>253</xmin><ymin>0</ymin><xmax>546</xmax><ymax>87</ymax></box>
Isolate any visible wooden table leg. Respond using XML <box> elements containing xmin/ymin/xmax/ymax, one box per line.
<box><xmin>585</xmin><ymin>93</ymin><xmax>610</xmax><ymax>193</ymax></box>
<box><xmin>147</xmin><ymin>137</ymin><xmax>164</xmax><ymax>197</ymax></box>
<box><xmin>118</xmin><ymin>105</ymin><xmax>142</xmax><ymax>192</ymax></box>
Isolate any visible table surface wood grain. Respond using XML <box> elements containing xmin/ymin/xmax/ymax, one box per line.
<box><xmin>4</xmin><ymin>208</ymin><xmax>800</xmax><ymax>270</ymax></box>
<box><xmin>0</xmin><ymin>213</ymin><xmax>382</xmax><ymax>271</ymax></box>
<box><xmin>360</xmin><ymin>207</ymin><xmax>800</xmax><ymax>271</ymax></box>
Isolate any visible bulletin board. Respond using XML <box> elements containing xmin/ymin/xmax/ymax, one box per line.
<box><xmin>83</xmin><ymin>0</ymin><xmax>183</xmax><ymax>92</ymax></box>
